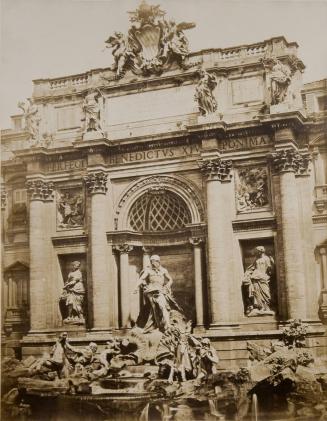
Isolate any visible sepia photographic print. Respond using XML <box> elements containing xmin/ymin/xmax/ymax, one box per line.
<box><xmin>1</xmin><ymin>0</ymin><xmax>327</xmax><ymax>419</ymax></box>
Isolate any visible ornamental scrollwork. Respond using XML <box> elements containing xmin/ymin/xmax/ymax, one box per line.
<box><xmin>105</xmin><ymin>1</ymin><xmax>195</xmax><ymax>78</ymax></box>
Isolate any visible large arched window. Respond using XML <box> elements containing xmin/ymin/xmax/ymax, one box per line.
<box><xmin>129</xmin><ymin>190</ymin><xmax>191</xmax><ymax>232</ymax></box>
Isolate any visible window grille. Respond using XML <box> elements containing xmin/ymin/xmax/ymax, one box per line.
<box><xmin>129</xmin><ymin>191</ymin><xmax>191</xmax><ymax>232</ymax></box>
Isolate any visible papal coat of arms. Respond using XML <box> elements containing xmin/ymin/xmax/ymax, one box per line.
<box><xmin>105</xmin><ymin>1</ymin><xmax>195</xmax><ymax>78</ymax></box>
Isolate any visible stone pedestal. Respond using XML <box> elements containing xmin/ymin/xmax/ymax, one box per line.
<box><xmin>84</xmin><ymin>171</ymin><xmax>110</xmax><ymax>330</ymax></box>
<box><xmin>199</xmin><ymin>156</ymin><xmax>237</xmax><ymax>327</ymax></box>
<box><xmin>272</xmin><ymin>149</ymin><xmax>307</xmax><ymax>319</ymax></box>
<box><xmin>114</xmin><ymin>244</ymin><xmax>133</xmax><ymax>328</ymax></box>
<box><xmin>25</xmin><ymin>179</ymin><xmax>54</xmax><ymax>331</ymax></box>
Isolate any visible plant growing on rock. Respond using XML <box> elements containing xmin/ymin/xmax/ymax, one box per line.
<box><xmin>282</xmin><ymin>319</ymin><xmax>308</xmax><ymax>348</ymax></box>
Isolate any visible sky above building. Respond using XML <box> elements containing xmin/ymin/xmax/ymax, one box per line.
<box><xmin>1</xmin><ymin>0</ymin><xmax>327</xmax><ymax>129</ymax></box>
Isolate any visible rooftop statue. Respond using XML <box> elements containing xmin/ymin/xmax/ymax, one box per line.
<box><xmin>105</xmin><ymin>0</ymin><xmax>195</xmax><ymax>78</ymax></box>
<box><xmin>18</xmin><ymin>99</ymin><xmax>41</xmax><ymax>146</ymax></box>
<box><xmin>82</xmin><ymin>89</ymin><xmax>104</xmax><ymax>134</ymax></box>
<box><xmin>194</xmin><ymin>69</ymin><xmax>218</xmax><ymax>116</ymax></box>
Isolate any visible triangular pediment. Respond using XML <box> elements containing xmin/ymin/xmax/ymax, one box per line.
<box><xmin>4</xmin><ymin>260</ymin><xmax>29</xmax><ymax>272</ymax></box>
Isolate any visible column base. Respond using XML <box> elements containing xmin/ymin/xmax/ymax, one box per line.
<box><xmin>209</xmin><ymin>323</ymin><xmax>240</xmax><ymax>333</ymax></box>
<box><xmin>193</xmin><ymin>325</ymin><xmax>206</xmax><ymax>334</ymax></box>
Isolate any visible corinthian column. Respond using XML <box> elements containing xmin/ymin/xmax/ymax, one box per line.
<box><xmin>189</xmin><ymin>237</ymin><xmax>204</xmax><ymax>327</ymax></box>
<box><xmin>271</xmin><ymin>149</ymin><xmax>307</xmax><ymax>319</ymax></box>
<box><xmin>199</xmin><ymin>156</ymin><xmax>236</xmax><ymax>327</ymax></box>
<box><xmin>84</xmin><ymin>171</ymin><xmax>110</xmax><ymax>330</ymax></box>
<box><xmin>114</xmin><ymin>244</ymin><xmax>133</xmax><ymax>328</ymax></box>
<box><xmin>26</xmin><ymin>179</ymin><xmax>54</xmax><ymax>331</ymax></box>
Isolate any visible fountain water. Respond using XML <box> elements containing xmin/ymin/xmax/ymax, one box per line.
<box><xmin>251</xmin><ymin>393</ymin><xmax>258</xmax><ymax>421</ymax></box>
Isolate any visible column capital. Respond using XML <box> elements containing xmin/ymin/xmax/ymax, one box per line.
<box><xmin>319</xmin><ymin>247</ymin><xmax>327</xmax><ymax>256</ymax></box>
<box><xmin>270</xmin><ymin>149</ymin><xmax>311</xmax><ymax>175</ymax></box>
<box><xmin>142</xmin><ymin>246</ymin><xmax>154</xmax><ymax>254</ymax></box>
<box><xmin>26</xmin><ymin>179</ymin><xmax>54</xmax><ymax>201</ymax></box>
<box><xmin>113</xmin><ymin>244</ymin><xmax>133</xmax><ymax>254</ymax></box>
<box><xmin>1</xmin><ymin>187</ymin><xmax>7</xmax><ymax>211</ymax></box>
<box><xmin>189</xmin><ymin>237</ymin><xmax>203</xmax><ymax>246</ymax></box>
<box><xmin>198</xmin><ymin>158</ymin><xmax>232</xmax><ymax>182</ymax></box>
<box><xmin>84</xmin><ymin>171</ymin><xmax>108</xmax><ymax>194</ymax></box>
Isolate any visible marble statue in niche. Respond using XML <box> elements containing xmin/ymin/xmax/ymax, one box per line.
<box><xmin>82</xmin><ymin>89</ymin><xmax>104</xmax><ymax>133</ymax></box>
<box><xmin>134</xmin><ymin>254</ymin><xmax>185</xmax><ymax>333</ymax></box>
<box><xmin>59</xmin><ymin>261</ymin><xmax>86</xmax><ymax>325</ymax></box>
<box><xmin>242</xmin><ymin>246</ymin><xmax>275</xmax><ymax>317</ymax></box>
<box><xmin>194</xmin><ymin>69</ymin><xmax>218</xmax><ymax>116</ymax></box>
<box><xmin>235</xmin><ymin>167</ymin><xmax>269</xmax><ymax>213</ymax></box>
<box><xmin>57</xmin><ymin>189</ymin><xmax>84</xmax><ymax>229</ymax></box>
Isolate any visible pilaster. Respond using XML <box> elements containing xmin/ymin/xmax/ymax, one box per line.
<box><xmin>84</xmin><ymin>171</ymin><xmax>111</xmax><ymax>330</ymax></box>
<box><xmin>199</xmin><ymin>155</ymin><xmax>239</xmax><ymax>328</ymax></box>
<box><xmin>25</xmin><ymin>178</ymin><xmax>54</xmax><ymax>331</ymax></box>
<box><xmin>271</xmin><ymin>148</ymin><xmax>307</xmax><ymax>319</ymax></box>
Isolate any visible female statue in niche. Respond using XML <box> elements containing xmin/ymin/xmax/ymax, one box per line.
<box><xmin>242</xmin><ymin>246</ymin><xmax>275</xmax><ymax>317</ymax></box>
<box><xmin>60</xmin><ymin>261</ymin><xmax>85</xmax><ymax>325</ymax></box>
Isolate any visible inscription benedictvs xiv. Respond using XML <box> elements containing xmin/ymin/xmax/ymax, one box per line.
<box><xmin>108</xmin><ymin>144</ymin><xmax>201</xmax><ymax>165</ymax></box>
<box><xmin>219</xmin><ymin>135</ymin><xmax>272</xmax><ymax>152</ymax></box>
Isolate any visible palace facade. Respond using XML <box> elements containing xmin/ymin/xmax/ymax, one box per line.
<box><xmin>1</xmin><ymin>3</ymin><xmax>327</xmax><ymax>368</ymax></box>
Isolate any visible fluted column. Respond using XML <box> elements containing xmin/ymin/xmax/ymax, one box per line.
<box><xmin>199</xmin><ymin>157</ymin><xmax>235</xmax><ymax>327</ymax></box>
<box><xmin>189</xmin><ymin>237</ymin><xmax>204</xmax><ymax>327</ymax></box>
<box><xmin>26</xmin><ymin>179</ymin><xmax>54</xmax><ymax>331</ymax></box>
<box><xmin>84</xmin><ymin>171</ymin><xmax>110</xmax><ymax>330</ymax></box>
<box><xmin>272</xmin><ymin>149</ymin><xmax>307</xmax><ymax>319</ymax></box>
<box><xmin>114</xmin><ymin>244</ymin><xmax>133</xmax><ymax>328</ymax></box>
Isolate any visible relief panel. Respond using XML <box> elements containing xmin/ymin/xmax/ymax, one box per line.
<box><xmin>56</xmin><ymin>187</ymin><xmax>85</xmax><ymax>230</ymax></box>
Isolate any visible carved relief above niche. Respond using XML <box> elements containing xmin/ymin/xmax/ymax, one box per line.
<box><xmin>56</xmin><ymin>187</ymin><xmax>85</xmax><ymax>230</ymax></box>
<box><xmin>235</xmin><ymin>166</ymin><xmax>270</xmax><ymax>213</ymax></box>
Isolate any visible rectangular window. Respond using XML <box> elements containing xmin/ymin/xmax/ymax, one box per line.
<box><xmin>13</xmin><ymin>189</ymin><xmax>27</xmax><ymax>204</ymax></box>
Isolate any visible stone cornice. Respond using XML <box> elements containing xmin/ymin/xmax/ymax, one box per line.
<box><xmin>232</xmin><ymin>217</ymin><xmax>276</xmax><ymax>232</ymax></box>
<box><xmin>51</xmin><ymin>234</ymin><xmax>88</xmax><ymax>247</ymax></box>
<box><xmin>107</xmin><ymin>225</ymin><xmax>206</xmax><ymax>247</ymax></box>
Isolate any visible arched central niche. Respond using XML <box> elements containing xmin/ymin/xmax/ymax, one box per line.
<box><xmin>129</xmin><ymin>190</ymin><xmax>192</xmax><ymax>232</ymax></box>
<box><xmin>115</xmin><ymin>175</ymin><xmax>204</xmax><ymax>231</ymax></box>
<box><xmin>114</xmin><ymin>175</ymin><xmax>204</xmax><ymax>324</ymax></box>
